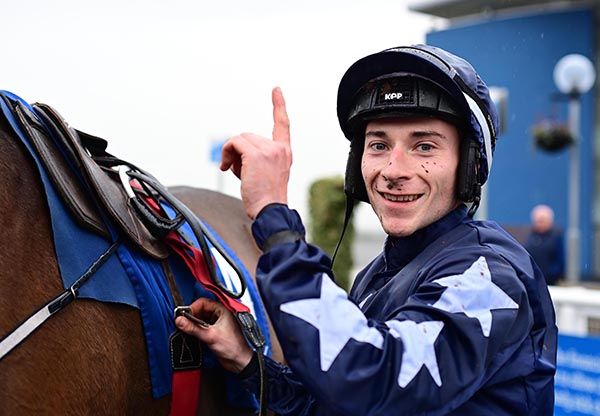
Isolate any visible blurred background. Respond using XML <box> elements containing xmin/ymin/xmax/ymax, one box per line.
<box><xmin>0</xmin><ymin>0</ymin><xmax>432</xmax><ymax>254</ymax></box>
<box><xmin>2</xmin><ymin>0</ymin><xmax>599</xmax><ymax>414</ymax></box>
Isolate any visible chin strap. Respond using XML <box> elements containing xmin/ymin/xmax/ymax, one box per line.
<box><xmin>467</xmin><ymin>183</ymin><xmax>482</xmax><ymax>218</ymax></box>
<box><xmin>331</xmin><ymin>194</ymin><xmax>355</xmax><ymax>266</ymax></box>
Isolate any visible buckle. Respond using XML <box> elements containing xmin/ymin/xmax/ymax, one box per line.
<box><xmin>236</xmin><ymin>312</ymin><xmax>265</xmax><ymax>350</ymax></box>
<box><xmin>174</xmin><ymin>306</ymin><xmax>210</xmax><ymax>329</ymax></box>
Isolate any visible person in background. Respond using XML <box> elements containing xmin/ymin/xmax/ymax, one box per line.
<box><xmin>176</xmin><ymin>45</ymin><xmax>557</xmax><ymax>415</ymax></box>
<box><xmin>524</xmin><ymin>204</ymin><xmax>565</xmax><ymax>285</ymax></box>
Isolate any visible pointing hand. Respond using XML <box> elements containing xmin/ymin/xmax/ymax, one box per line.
<box><xmin>220</xmin><ymin>87</ymin><xmax>292</xmax><ymax>219</ymax></box>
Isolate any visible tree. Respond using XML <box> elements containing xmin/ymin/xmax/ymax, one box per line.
<box><xmin>308</xmin><ymin>176</ymin><xmax>355</xmax><ymax>291</ymax></box>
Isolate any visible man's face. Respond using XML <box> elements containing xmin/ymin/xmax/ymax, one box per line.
<box><xmin>532</xmin><ymin>207</ymin><xmax>554</xmax><ymax>233</ymax></box>
<box><xmin>361</xmin><ymin>117</ymin><xmax>461</xmax><ymax>237</ymax></box>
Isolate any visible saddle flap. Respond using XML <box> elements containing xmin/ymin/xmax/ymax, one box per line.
<box><xmin>30</xmin><ymin>102</ymin><xmax>168</xmax><ymax>259</ymax></box>
<box><xmin>10</xmin><ymin>102</ymin><xmax>108</xmax><ymax>237</ymax></box>
<box><xmin>37</xmin><ymin>103</ymin><xmax>169</xmax><ymax>259</ymax></box>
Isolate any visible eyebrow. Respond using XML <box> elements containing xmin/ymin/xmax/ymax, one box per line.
<box><xmin>411</xmin><ymin>130</ymin><xmax>448</xmax><ymax>139</ymax></box>
<box><xmin>365</xmin><ymin>130</ymin><xmax>388</xmax><ymax>139</ymax></box>
<box><xmin>364</xmin><ymin>129</ymin><xmax>448</xmax><ymax>140</ymax></box>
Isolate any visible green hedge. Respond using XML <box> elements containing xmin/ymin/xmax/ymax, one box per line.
<box><xmin>308</xmin><ymin>176</ymin><xmax>355</xmax><ymax>291</ymax></box>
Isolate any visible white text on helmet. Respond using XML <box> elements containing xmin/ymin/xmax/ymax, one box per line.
<box><xmin>384</xmin><ymin>92</ymin><xmax>403</xmax><ymax>100</ymax></box>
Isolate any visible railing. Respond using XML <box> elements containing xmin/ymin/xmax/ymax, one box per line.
<box><xmin>549</xmin><ymin>285</ymin><xmax>600</xmax><ymax>336</ymax></box>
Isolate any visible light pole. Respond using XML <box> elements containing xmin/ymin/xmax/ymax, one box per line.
<box><xmin>553</xmin><ymin>54</ymin><xmax>596</xmax><ymax>282</ymax></box>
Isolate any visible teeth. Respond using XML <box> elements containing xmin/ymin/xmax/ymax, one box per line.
<box><xmin>383</xmin><ymin>194</ymin><xmax>420</xmax><ymax>202</ymax></box>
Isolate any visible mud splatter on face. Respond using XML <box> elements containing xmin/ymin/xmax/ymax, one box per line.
<box><xmin>382</xmin><ymin>174</ymin><xmax>400</xmax><ymax>190</ymax></box>
<box><xmin>421</xmin><ymin>164</ymin><xmax>430</xmax><ymax>174</ymax></box>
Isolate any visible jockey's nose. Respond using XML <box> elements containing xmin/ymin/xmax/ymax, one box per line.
<box><xmin>380</xmin><ymin>148</ymin><xmax>414</xmax><ymax>186</ymax></box>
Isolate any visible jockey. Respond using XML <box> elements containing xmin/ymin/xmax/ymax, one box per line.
<box><xmin>177</xmin><ymin>45</ymin><xmax>557</xmax><ymax>415</ymax></box>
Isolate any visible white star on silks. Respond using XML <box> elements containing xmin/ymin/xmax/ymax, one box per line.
<box><xmin>280</xmin><ymin>273</ymin><xmax>384</xmax><ymax>372</ymax></box>
<box><xmin>385</xmin><ymin>320</ymin><xmax>444</xmax><ymax>388</ymax></box>
<box><xmin>431</xmin><ymin>256</ymin><xmax>519</xmax><ymax>337</ymax></box>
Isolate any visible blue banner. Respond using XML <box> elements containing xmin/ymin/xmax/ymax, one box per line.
<box><xmin>555</xmin><ymin>334</ymin><xmax>600</xmax><ymax>416</ymax></box>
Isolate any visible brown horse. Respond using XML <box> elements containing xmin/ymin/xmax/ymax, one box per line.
<box><xmin>0</xmin><ymin>114</ymin><xmax>281</xmax><ymax>414</ymax></box>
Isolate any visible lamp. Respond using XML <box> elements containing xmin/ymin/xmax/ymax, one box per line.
<box><xmin>553</xmin><ymin>54</ymin><xmax>596</xmax><ymax>282</ymax></box>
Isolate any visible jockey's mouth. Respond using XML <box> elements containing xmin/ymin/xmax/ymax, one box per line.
<box><xmin>380</xmin><ymin>193</ymin><xmax>423</xmax><ymax>203</ymax></box>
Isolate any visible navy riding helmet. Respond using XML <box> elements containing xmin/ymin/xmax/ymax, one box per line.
<box><xmin>337</xmin><ymin>44</ymin><xmax>499</xmax><ymax>210</ymax></box>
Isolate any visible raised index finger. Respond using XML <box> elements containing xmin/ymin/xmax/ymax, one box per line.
<box><xmin>272</xmin><ymin>87</ymin><xmax>290</xmax><ymax>144</ymax></box>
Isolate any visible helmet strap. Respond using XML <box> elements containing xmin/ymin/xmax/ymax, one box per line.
<box><xmin>467</xmin><ymin>183</ymin><xmax>482</xmax><ymax>217</ymax></box>
<box><xmin>331</xmin><ymin>194</ymin><xmax>355</xmax><ymax>266</ymax></box>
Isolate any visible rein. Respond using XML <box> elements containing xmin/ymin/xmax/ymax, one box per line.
<box><xmin>0</xmin><ymin>239</ymin><xmax>121</xmax><ymax>361</ymax></box>
<box><xmin>119</xmin><ymin>169</ymin><xmax>268</xmax><ymax>416</ymax></box>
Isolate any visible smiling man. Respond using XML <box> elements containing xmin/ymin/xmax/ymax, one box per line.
<box><xmin>362</xmin><ymin>117</ymin><xmax>461</xmax><ymax>237</ymax></box>
<box><xmin>177</xmin><ymin>45</ymin><xmax>557</xmax><ymax>415</ymax></box>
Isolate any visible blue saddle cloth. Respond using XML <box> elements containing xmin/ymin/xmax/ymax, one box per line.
<box><xmin>0</xmin><ymin>90</ymin><xmax>270</xmax><ymax>404</ymax></box>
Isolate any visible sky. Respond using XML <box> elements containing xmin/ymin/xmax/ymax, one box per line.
<box><xmin>2</xmin><ymin>0</ymin><xmax>439</xmax><ymax>234</ymax></box>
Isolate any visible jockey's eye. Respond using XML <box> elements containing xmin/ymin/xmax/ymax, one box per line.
<box><xmin>416</xmin><ymin>143</ymin><xmax>434</xmax><ymax>152</ymax></box>
<box><xmin>369</xmin><ymin>142</ymin><xmax>388</xmax><ymax>152</ymax></box>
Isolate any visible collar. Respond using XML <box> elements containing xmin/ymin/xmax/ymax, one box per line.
<box><xmin>383</xmin><ymin>204</ymin><xmax>468</xmax><ymax>271</ymax></box>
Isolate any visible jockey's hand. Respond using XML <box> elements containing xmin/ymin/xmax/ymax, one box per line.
<box><xmin>220</xmin><ymin>87</ymin><xmax>291</xmax><ymax>219</ymax></box>
<box><xmin>175</xmin><ymin>298</ymin><xmax>253</xmax><ymax>374</ymax></box>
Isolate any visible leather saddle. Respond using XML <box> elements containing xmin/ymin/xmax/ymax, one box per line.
<box><xmin>6</xmin><ymin>98</ymin><xmax>168</xmax><ymax>259</ymax></box>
